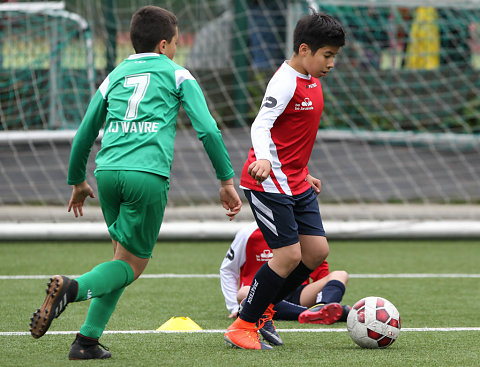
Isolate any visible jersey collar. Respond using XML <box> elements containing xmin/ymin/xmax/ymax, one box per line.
<box><xmin>283</xmin><ymin>60</ymin><xmax>312</xmax><ymax>80</ymax></box>
<box><xmin>127</xmin><ymin>53</ymin><xmax>162</xmax><ymax>60</ymax></box>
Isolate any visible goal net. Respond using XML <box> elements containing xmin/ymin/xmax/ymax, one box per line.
<box><xmin>0</xmin><ymin>0</ymin><xmax>479</xmax><ymax>237</ymax></box>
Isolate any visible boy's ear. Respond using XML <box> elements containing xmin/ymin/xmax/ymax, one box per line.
<box><xmin>298</xmin><ymin>43</ymin><xmax>310</xmax><ymax>56</ymax></box>
<box><xmin>157</xmin><ymin>39</ymin><xmax>167</xmax><ymax>54</ymax></box>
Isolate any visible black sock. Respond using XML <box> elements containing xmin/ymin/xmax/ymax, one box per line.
<box><xmin>239</xmin><ymin>263</ymin><xmax>285</xmax><ymax>323</ymax></box>
<box><xmin>272</xmin><ymin>261</ymin><xmax>312</xmax><ymax>304</ymax></box>
<box><xmin>67</xmin><ymin>279</ymin><xmax>79</xmax><ymax>303</ymax></box>
<box><xmin>317</xmin><ymin>280</ymin><xmax>345</xmax><ymax>304</ymax></box>
<box><xmin>273</xmin><ymin>300</ymin><xmax>307</xmax><ymax>320</ymax></box>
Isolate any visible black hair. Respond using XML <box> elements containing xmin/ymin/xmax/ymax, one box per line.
<box><xmin>130</xmin><ymin>6</ymin><xmax>178</xmax><ymax>53</ymax></box>
<box><xmin>293</xmin><ymin>12</ymin><xmax>345</xmax><ymax>54</ymax></box>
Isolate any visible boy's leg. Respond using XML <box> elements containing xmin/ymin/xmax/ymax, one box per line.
<box><xmin>273</xmin><ymin>300</ymin><xmax>307</xmax><ymax>320</ymax></box>
<box><xmin>272</xmin><ymin>188</ymin><xmax>329</xmax><ymax>303</ymax></box>
<box><xmin>68</xmin><ymin>287</ymin><xmax>125</xmax><ymax>360</ymax></box>
<box><xmin>29</xmin><ymin>259</ymin><xmax>135</xmax><ymax>339</ymax></box>
<box><xmin>271</xmin><ymin>260</ymin><xmax>313</xmax><ymax>304</ymax></box>
<box><xmin>298</xmin><ymin>271</ymin><xmax>348</xmax><ymax>325</ymax></box>
<box><xmin>240</xmin><ymin>243</ymin><xmax>301</xmax><ymax>323</ymax></box>
<box><xmin>269</xmin><ymin>189</ymin><xmax>329</xmax><ymax>316</ymax></box>
<box><xmin>75</xmin><ymin>259</ymin><xmax>135</xmax><ymax>301</ymax></box>
<box><xmin>79</xmin><ymin>287</ymin><xmax>126</xmax><ymax>339</ymax></box>
<box><xmin>225</xmin><ymin>262</ymin><xmax>282</xmax><ymax>350</ymax></box>
<box><xmin>30</xmin><ymin>171</ymin><xmax>167</xmax><ymax>342</ymax></box>
<box><xmin>271</xmin><ymin>284</ymin><xmax>309</xmax><ymax>320</ymax></box>
<box><xmin>225</xmin><ymin>190</ymin><xmax>300</xmax><ymax>349</ymax></box>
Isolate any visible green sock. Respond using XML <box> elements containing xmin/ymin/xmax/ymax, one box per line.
<box><xmin>79</xmin><ymin>287</ymin><xmax>125</xmax><ymax>339</ymax></box>
<box><xmin>75</xmin><ymin>260</ymin><xmax>134</xmax><ymax>301</ymax></box>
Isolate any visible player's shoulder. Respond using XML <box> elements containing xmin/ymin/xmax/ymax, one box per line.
<box><xmin>157</xmin><ymin>57</ymin><xmax>197</xmax><ymax>89</ymax></box>
<box><xmin>264</xmin><ymin>62</ymin><xmax>306</xmax><ymax>101</ymax></box>
<box><xmin>235</xmin><ymin>222</ymin><xmax>259</xmax><ymax>238</ymax></box>
<box><xmin>112</xmin><ymin>53</ymin><xmax>186</xmax><ymax>75</ymax></box>
<box><xmin>232</xmin><ymin>222</ymin><xmax>259</xmax><ymax>245</ymax></box>
<box><xmin>268</xmin><ymin>62</ymin><xmax>293</xmax><ymax>84</ymax></box>
<box><xmin>269</xmin><ymin>62</ymin><xmax>308</xmax><ymax>84</ymax></box>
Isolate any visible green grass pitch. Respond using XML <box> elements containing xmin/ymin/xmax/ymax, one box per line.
<box><xmin>1</xmin><ymin>239</ymin><xmax>479</xmax><ymax>366</ymax></box>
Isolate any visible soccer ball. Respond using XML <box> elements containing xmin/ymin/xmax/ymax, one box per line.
<box><xmin>347</xmin><ymin>296</ymin><xmax>401</xmax><ymax>349</ymax></box>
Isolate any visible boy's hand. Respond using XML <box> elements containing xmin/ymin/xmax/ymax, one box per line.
<box><xmin>248</xmin><ymin>159</ymin><xmax>271</xmax><ymax>185</ymax></box>
<box><xmin>220</xmin><ymin>179</ymin><xmax>242</xmax><ymax>221</ymax></box>
<box><xmin>68</xmin><ymin>180</ymin><xmax>95</xmax><ymax>217</ymax></box>
<box><xmin>306</xmin><ymin>174</ymin><xmax>322</xmax><ymax>194</ymax></box>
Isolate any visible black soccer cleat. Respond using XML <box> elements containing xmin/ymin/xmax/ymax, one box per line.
<box><xmin>258</xmin><ymin>304</ymin><xmax>283</xmax><ymax>346</ymax></box>
<box><xmin>339</xmin><ymin>305</ymin><xmax>351</xmax><ymax>322</ymax></box>
<box><xmin>68</xmin><ymin>333</ymin><xmax>112</xmax><ymax>360</ymax></box>
<box><xmin>259</xmin><ymin>319</ymin><xmax>283</xmax><ymax>346</ymax></box>
<box><xmin>30</xmin><ymin>275</ymin><xmax>75</xmax><ymax>338</ymax></box>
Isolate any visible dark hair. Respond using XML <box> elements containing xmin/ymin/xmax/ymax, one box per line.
<box><xmin>293</xmin><ymin>12</ymin><xmax>345</xmax><ymax>54</ymax></box>
<box><xmin>130</xmin><ymin>6</ymin><xmax>178</xmax><ymax>53</ymax></box>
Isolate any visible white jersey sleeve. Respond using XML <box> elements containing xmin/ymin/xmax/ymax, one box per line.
<box><xmin>219</xmin><ymin>222</ymin><xmax>258</xmax><ymax>314</ymax></box>
<box><xmin>251</xmin><ymin>63</ymin><xmax>297</xmax><ymax>162</ymax></box>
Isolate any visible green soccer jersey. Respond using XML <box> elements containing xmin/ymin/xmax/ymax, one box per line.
<box><xmin>68</xmin><ymin>53</ymin><xmax>235</xmax><ymax>185</ymax></box>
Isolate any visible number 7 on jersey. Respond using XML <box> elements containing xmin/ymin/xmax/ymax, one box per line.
<box><xmin>124</xmin><ymin>73</ymin><xmax>150</xmax><ymax>120</ymax></box>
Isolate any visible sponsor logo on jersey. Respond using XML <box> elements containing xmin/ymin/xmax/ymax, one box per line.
<box><xmin>261</xmin><ymin>96</ymin><xmax>277</xmax><ymax>108</ymax></box>
<box><xmin>302</xmin><ymin>98</ymin><xmax>313</xmax><ymax>107</ymax></box>
<box><xmin>295</xmin><ymin>98</ymin><xmax>314</xmax><ymax>111</ymax></box>
<box><xmin>256</xmin><ymin>249</ymin><xmax>273</xmax><ymax>262</ymax></box>
<box><xmin>107</xmin><ymin>121</ymin><xmax>160</xmax><ymax>133</ymax></box>
<box><xmin>306</xmin><ymin>82</ymin><xmax>317</xmax><ymax>89</ymax></box>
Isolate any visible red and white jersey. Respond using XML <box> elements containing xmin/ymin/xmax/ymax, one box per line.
<box><xmin>220</xmin><ymin>223</ymin><xmax>330</xmax><ymax>314</ymax></box>
<box><xmin>240</xmin><ymin>61</ymin><xmax>324</xmax><ymax>196</ymax></box>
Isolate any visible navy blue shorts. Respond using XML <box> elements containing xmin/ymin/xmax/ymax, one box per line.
<box><xmin>244</xmin><ymin>187</ymin><xmax>326</xmax><ymax>249</ymax></box>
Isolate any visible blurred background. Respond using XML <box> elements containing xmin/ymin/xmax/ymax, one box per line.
<box><xmin>0</xmin><ymin>0</ymin><xmax>479</xmax><ymax>238</ymax></box>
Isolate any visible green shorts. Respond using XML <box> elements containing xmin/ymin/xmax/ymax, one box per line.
<box><xmin>95</xmin><ymin>170</ymin><xmax>169</xmax><ymax>258</ymax></box>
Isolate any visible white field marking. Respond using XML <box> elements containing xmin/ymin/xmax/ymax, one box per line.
<box><xmin>1</xmin><ymin>273</ymin><xmax>480</xmax><ymax>280</ymax></box>
<box><xmin>3</xmin><ymin>327</ymin><xmax>480</xmax><ymax>336</ymax></box>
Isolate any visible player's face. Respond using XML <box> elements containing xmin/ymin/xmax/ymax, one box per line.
<box><xmin>302</xmin><ymin>45</ymin><xmax>340</xmax><ymax>78</ymax></box>
<box><xmin>161</xmin><ymin>27</ymin><xmax>178</xmax><ymax>60</ymax></box>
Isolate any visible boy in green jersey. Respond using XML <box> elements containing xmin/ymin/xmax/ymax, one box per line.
<box><xmin>29</xmin><ymin>6</ymin><xmax>242</xmax><ymax>360</ymax></box>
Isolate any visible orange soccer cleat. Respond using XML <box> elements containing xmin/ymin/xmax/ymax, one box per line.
<box><xmin>224</xmin><ymin>317</ymin><xmax>273</xmax><ymax>350</ymax></box>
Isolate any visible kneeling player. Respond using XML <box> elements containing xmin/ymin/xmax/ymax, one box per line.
<box><xmin>221</xmin><ymin>223</ymin><xmax>350</xmax><ymax>346</ymax></box>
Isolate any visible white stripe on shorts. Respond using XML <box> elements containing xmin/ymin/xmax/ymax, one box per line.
<box><xmin>254</xmin><ymin>210</ymin><xmax>278</xmax><ymax>236</ymax></box>
<box><xmin>251</xmin><ymin>192</ymin><xmax>274</xmax><ymax>220</ymax></box>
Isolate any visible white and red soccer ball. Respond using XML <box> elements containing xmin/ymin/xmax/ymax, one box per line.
<box><xmin>347</xmin><ymin>296</ymin><xmax>401</xmax><ymax>349</ymax></box>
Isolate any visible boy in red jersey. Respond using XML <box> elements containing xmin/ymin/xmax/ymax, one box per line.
<box><xmin>224</xmin><ymin>12</ymin><xmax>345</xmax><ymax>350</ymax></box>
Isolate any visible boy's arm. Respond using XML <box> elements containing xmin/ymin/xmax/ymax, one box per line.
<box><xmin>248</xmin><ymin>72</ymin><xmax>294</xmax><ymax>182</ymax></box>
<box><xmin>67</xmin><ymin>89</ymin><xmax>107</xmax><ymax>216</ymax></box>
<box><xmin>179</xmin><ymin>74</ymin><xmax>241</xmax><ymax>219</ymax></box>
<box><xmin>179</xmin><ymin>76</ymin><xmax>234</xmax><ymax>181</ymax></box>
<box><xmin>219</xmin><ymin>179</ymin><xmax>242</xmax><ymax>221</ymax></box>
<box><xmin>67</xmin><ymin>90</ymin><xmax>107</xmax><ymax>185</ymax></box>
<box><xmin>219</xmin><ymin>224</ymin><xmax>252</xmax><ymax>315</ymax></box>
<box><xmin>306</xmin><ymin>166</ymin><xmax>322</xmax><ymax>194</ymax></box>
